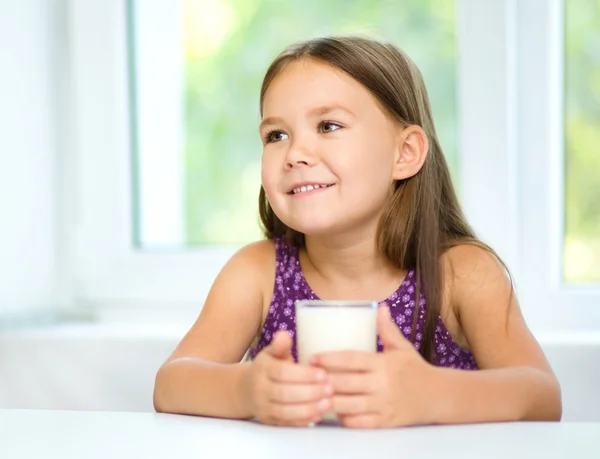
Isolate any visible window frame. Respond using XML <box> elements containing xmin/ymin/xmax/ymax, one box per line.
<box><xmin>68</xmin><ymin>0</ymin><xmax>236</xmax><ymax>320</ymax></box>
<box><xmin>67</xmin><ymin>0</ymin><xmax>600</xmax><ymax>330</ymax></box>
<box><xmin>513</xmin><ymin>0</ymin><xmax>600</xmax><ymax>330</ymax></box>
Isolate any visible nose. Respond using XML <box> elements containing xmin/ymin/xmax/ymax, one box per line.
<box><xmin>285</xmin><ymin>139</ymin><xmax>316</xmax><ymax>169</ymax></box>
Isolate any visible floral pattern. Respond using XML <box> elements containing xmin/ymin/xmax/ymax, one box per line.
<box><xmin>248</xmin><ymin>237</ymin><xmax>478</xmax><ymax>370</ymax></box>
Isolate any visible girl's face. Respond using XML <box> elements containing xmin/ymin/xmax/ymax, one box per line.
<box><xmin>260</xmin><ymin>59</ymin><xmax>402</xmax><ymax>239</ymax></box>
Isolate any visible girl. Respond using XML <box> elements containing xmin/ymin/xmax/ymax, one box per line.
<box><xmin>153</xmin><ymin>36</ymin><xmax>561</xmax><ymax>428</ymax></box>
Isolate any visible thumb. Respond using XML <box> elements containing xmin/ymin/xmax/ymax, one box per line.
<box><xmin>377</xmin><ymin>306</ymin><xmax>412</xmax><ymax>352</ymax></box>
<box><xmin>264</xmin><ymin>330</ymin><xmax>294</xmax><ymax>361</ymax></box>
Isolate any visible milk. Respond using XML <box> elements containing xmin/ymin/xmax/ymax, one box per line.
<box><xmin>295</xmin><ymin>300</ymin><xmax>378</xmax><ymax>423</ymax></box>
<box><xmin>296</xmin><ymin>301</ymin><xmax>378</xmax><ymax>363</ymax></box>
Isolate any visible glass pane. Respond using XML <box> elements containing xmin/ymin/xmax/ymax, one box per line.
<box><xmin>564</xmin><ymin>0</ymin><xmax>600</xmax><ymax>282</ymax></box>
<box><xmin>130</xmin><ymin>0</ymin><xmax>457</xmax><ymax>248</ymax></box>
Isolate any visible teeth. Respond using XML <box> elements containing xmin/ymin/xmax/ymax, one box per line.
<box><xmin>292</xmin><ymin>184</ymin><xmax>329</xmax><ymax>194</ymax></box>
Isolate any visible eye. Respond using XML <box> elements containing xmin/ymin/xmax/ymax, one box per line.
<box><xmin>319</xmin><ymin>121</ymin><xmax>342</xmax><ymax>133</ymax></box>
<box><xmin>264</xmin><ymin>130</ymin><xmax>289</xmax><ymax>144</ymax></box>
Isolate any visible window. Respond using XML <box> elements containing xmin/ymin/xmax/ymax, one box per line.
<box><xmin>564</xmin><ymin>0</ymin><xmax>600</xmax><ymax>283</ymax></box>
<box><xmin>515</xmin><ymin>0</ymin><xmax>600</xmax><ymax>332</ymax></box>
<box><xmin>129</xmin><ymin>0</ymin><xmax>459</xmax><ymax>248</ymax></box>
<box><xmin>68</xmin><ymin>0</ymin><xmax>600</xmax><ymax>330</ymax></box>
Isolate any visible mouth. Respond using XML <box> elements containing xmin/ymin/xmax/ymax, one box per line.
<box><xmin>288</xmin><ymin>183</ymin><xmax>335</xmax><ymax>195</ymax></box>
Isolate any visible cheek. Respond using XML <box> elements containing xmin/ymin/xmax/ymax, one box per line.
<box><xmin>341</xmin><ymin>139</ymin><xmax>396</xmax><ymax>199</ymax></box>
<box><xmin>346</xmin><ymin>135</ymin><xmax>395</xmax><ymax>178</ymax></box>
<box><xmin>350</xmin><ymin>124</ymin><xmax>395</xmax><ymax>158</ymax></box>
<box><xmin>260</xmin><ymin>155</ymin><xmax>279</xmax><ymax>199</ymax></box>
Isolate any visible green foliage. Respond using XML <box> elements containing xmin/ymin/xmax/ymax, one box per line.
<box><xmin>564</xmin><ymin>0</ymin><xmax>600</xmax><ymax>282</ymax></box>
<box><xmin>180</xmin><ymin>0</ymin><xmax>599</xmax><ymax>282</ymax></box>
<box><xmin>183</xmin><ymin>0</ymin><xmax>457</xmax><ymax>245</ymax></box>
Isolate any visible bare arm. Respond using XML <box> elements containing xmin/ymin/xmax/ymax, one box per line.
<box><xmin>431</xmin><ymin>245</ymin><xmax>562</xmax><ymax>423</ymax></box>
<box><xmin>155</xmin><ymin>359</ymin><xmax>254</xmax><ymax>419</ymax></box>
<box><xmin>153</xmin><ymin>241</ymin><xmax>273</xmax><ymax>419</ymax></box>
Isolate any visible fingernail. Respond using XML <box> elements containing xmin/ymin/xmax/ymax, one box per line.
<box><xmin>316</xmin><ymin>370</ymin><xmax>326</xmax><ymax>381</ymax></box>
<box><xmin>324</xmin><ymin>384</ymin><xmax>333</xmax><ymax>395</ymax></box>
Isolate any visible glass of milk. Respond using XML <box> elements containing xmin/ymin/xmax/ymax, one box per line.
<box><xmin>295</xmin><ymin>299</ymin><xmax>378</xmax><ymax>423</ymax></box>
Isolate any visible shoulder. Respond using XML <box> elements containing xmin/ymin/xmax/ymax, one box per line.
<box><xmin>201</xmin><ymin>239</ymin><xmax>276</xmax><ymax>311</ymax></box>
<box><xmin>443</xmin><ymin>243</ymin><xmax>510</xmax><ymax>285</ymax></box>
<box><xmin>168</xmin><ymin>239</ymin><xmax>277</xmax><ymax>363</ymax></box>
<box><xmin>440</xmin><ymin>245</ymin><xmax>554</xmax><ymax>376</ymax></box>
<box><xmin>232</xmin><ymin>239</ymin><xmax>276</xmax><ymax>264</ymax></box>
<box><xmin>441</xmin><ymin>243</ymin><xmax>514</xmax><ymax>324</ymax></box>
<box><xmin>223</xmin><ymin>239</ymin><xmax>276</xmax><ymax>284</ymax></box>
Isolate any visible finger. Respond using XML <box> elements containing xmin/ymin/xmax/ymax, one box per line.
<box><xmin>339</xmin><ymin>413</ymin><xmax>380</xmax><ymax>429</ymax></box>
<box><xmin>328</xmin><ymin>372</ymin><xmax>374</xmax><ymax>395</ymax></box>
<box><xmin>269</xmin><ymin>360</ymin><xmax>327</xmax><ymax>384</ymax></box>
<box><xmin>264</xmin><ymin>408</ymin><xmax>323</xmax><ymax>427</ymax></box>
<box><xmin>377</xmin><ymin>306</ymin><xmax>412</xmax><ymax>352</ymax></box>
<box><xmin>311</xmin><ymin>351</ymin><xmax>375</xmax><ymax>372</ymax></box>
<box><xmin>264</xmin><ymin>331</ymin><xmax>294</xmax><ymax>361</ymax></box>
<box><xmin>332</xmin><ymin>394</ymin><xmax>374</xmax><ymax>415</ymax></box>
<box><xmin>269</xmin><ymin>382</ymin><xmax>333</xmax><ymax>404</ymax></box>
<box><xmin>264</xmin><ymin>410</ymin><xmax>323</xmax><ymax>428</ymax></box>
<box><xmin>271</xmin><ymin>399</ymin><xmax>332</xmax><ymax>423</ymax></box>
<box><xmin>273</xmin><ymin>416</ymin><xmax>322</xmax><ymax>428</ymax></box>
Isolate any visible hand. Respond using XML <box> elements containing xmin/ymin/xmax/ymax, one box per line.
<box><xmin>244</xmin><ymin>331</ymin><xmax>333</xmax><ymax>426</ymax></box>
<box><xmin>310</xmin><ymin>306</ymin><xmax>437</xmax><ymax>428</ymax></box>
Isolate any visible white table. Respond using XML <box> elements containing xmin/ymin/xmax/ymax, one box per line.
<box><xmin>1</xmin><ymin>409</ymin><xmax>598</xmax><ymax>459</ymax></box>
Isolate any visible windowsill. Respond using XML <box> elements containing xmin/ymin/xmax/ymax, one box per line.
<box><xmin>534</xmin><ymin>330</ymin><xmax>600</xmax><ymax>346</ymax></box>
<box><xmin>2</xmin><ymin>320</ymin><xmax>600</xmax><ymax>348</ymax></box>
<box><xmin>0</xmin><ymin>321</ymin><xmax>189</xmax><ymax>341</ymax></box>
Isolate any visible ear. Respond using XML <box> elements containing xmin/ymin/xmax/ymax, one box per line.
<box><xmin>392</xmin><ymin>125</ymin><xmax>428</xmax><ymax>181</ymax></box>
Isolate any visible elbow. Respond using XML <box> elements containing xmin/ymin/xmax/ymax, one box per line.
<box><xmin>153</xmin><ymin>366</ymin><xmax>169</xmax><ymax>413</ymax></box>
<box><xmin>519</xmin><ymin>370</ymin><xmax>562</xmax><ymax>422</ymax></box>
<box><xmin>552</xmin><ymin>406</ymin><xmax>563</xmax><ymax>422</ymax></box>
<box><xmin>536</xmin><ymin>373</ymin><xmax>563</xmax><ymax>422</ymax></box>
<box><xmin>544</xmin><ymin>399</ymin><xmax>562</xmax><ymax>422</ymax></box>
<box><xmin>548</xmin><ymin>377</ymin><xmax>563</xmax><ymax>421</ymax></box>
<box><xmin>153</xmin><ymin>390</ymin><xmax>164</xmax><ymax>414</ymax></box>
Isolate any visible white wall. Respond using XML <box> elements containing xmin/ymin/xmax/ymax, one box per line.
<box><xmin>0</xmin><ymin>325</ymin><xmax>177</xmax><ymax>412</ymax></box>
<box><xmin>0</xmin><ymin>327</ymin><xmax>599</xmax><ymax>422</ymax></box>
<box><xmin>0</xmin><ymin>0</ymin><xmax>69</xmax><ymax>320</ymax></box>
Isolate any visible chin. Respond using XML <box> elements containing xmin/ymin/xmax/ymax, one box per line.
<box><xmin>281</xmin><ymin>216</ymin><xmax>338</xmax><ymax>237</ymax></box>
<box><xmin>288</xmin><ymin>223</ymin><xmax>334</xmax><ymax>237</ymax></box>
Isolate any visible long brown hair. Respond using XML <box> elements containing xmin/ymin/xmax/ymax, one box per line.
<box><xmin>257</xmin><ymin>36</ymin><xmax>505</xmax><ymax>363</ymax></box>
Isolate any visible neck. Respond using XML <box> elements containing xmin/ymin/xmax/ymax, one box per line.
<box><xmin>302</xmin><ymin>229</ymin><xmax>394</xmax><ymax>284</ymax></box>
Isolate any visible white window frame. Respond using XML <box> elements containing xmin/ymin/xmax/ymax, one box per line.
<box><xmin>66</xmin><ymin>0</ymin><xmax>600</xmax><ymax>330</ymax></box>
<box><xmin>67</xmin><ymin>0</ymin><xmax>236</xmax><ymax>324</ymax></box>
<box><xmin>513</xmin><ymin>0</ymin><xmax>600</xmax><ymax>331</ymax></box>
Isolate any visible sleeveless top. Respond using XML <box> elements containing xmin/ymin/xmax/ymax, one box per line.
<box><xmin>248</xmin><ymin>237</ymin><xmax>478</xmax><ymax>370</ymax></box>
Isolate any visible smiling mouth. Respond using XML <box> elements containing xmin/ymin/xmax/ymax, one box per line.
<box><xmin>289</xmin><ymin>183</ymin><xmax>335</xmax><ymax>195</ymax></box>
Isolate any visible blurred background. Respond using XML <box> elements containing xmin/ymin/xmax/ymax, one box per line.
<box><xmin>0</xmin><ymin>0</ymin><xmax>598</xmax><ymax>420</ymax></box>
<box><xmin>132</xmin><ymin>0</ymin><xmax>599</xmax><ymax>284</ymax></box>
<box><xmin>145</xmin><ymin>0</ymin><xmax>459</xmax><ymax>247</ymax></box>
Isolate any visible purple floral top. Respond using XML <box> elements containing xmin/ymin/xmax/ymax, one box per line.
<box><xmin>248</xmin><ymin>237</ymin><xmax>478</xmax><ymax>370</ymax></box>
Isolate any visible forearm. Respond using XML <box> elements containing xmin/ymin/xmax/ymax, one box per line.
<box><xmin>429</xmin><ymin>366</ymin><xmax>562</xmax><ymax>424</ymax></box>
<box><xmin>153</xmin><ymin>358</ymin><xmax>253</xmax><ymax>419</ymax></box>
